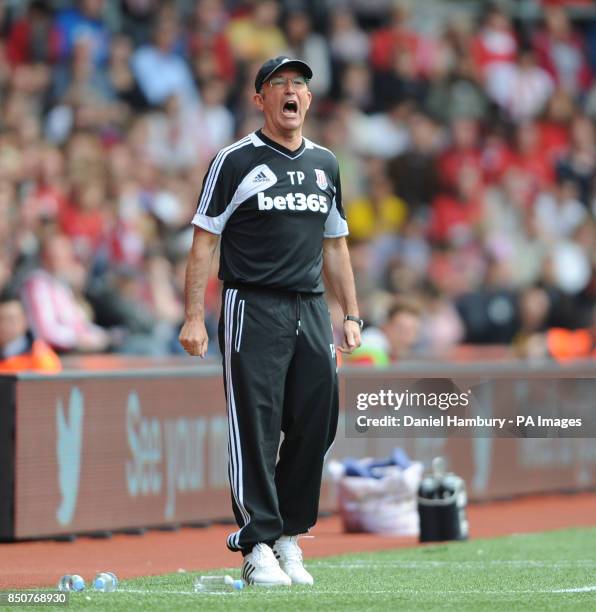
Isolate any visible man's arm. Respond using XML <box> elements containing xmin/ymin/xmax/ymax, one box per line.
<box><xmin>178</xmin><ymin>227</ymin><xmax>220</xmax><ymax>357</ymax></box>
<box><xmin>323</xmin><ymin>236</ymin><xmax>361</xmax><ymax>354</ymax></box>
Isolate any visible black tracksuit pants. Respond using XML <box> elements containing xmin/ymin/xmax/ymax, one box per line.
<box><xmin>218</xmin><ymin>283</ymin><xmax>339</xmax><ymax>554</ymax></box>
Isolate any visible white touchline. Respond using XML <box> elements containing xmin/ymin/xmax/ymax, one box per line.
<box><xmin>117</xmin><ymin>586</ymin><xmax>596</xmax><ymax>597</ymax></box>
<box><xmin>310</xmin><ymin>560</ymin><xmax>596</xmax><ymax>569</ymax></box>
<box><xmin>551</xmin><ymin>586</ymin><xmax>596</xmax><ymax>593</ymax></box>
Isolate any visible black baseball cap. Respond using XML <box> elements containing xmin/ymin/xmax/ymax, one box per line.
<box><xmin>254</xmin><ymin>56</ymin><xmax>313</xmax><ymax>92</ymax></box>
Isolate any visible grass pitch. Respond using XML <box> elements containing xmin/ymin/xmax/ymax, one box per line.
<box><xmin>21</xmin><ymin>527</ymin><xmax>596</xmax><ymax>611</ymax></box>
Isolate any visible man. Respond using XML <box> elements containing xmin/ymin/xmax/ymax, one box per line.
<box><xmin>132</xmin><ymin>17</ymin><xmax>199</xmax><ymax>108</ymax></box>
<box><xmin>0</xmin><ymin>292</ymin><xmax>61</xmax><ymax>373</ymax></box>
<box><xmin>179</xmin><ymin>56</ymin><xmax>361</xmax><ymax>586</ymax></box>
<box><xmin>20</xmin><ymin>233</ymin><xmax>110</xmax><ymax>353</ymax></box>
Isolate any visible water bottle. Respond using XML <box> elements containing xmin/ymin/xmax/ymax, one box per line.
<box><xmin>58</xmin><ymin>575</ymin><xmax>85</xmax><ymax>592</ymax></box>
<box><xmin>93</xmin><ymin>572</ymin><xmax>118</xmax><ymax>592</ymax></box>
<box><xmin>194</xmin><ymin>575</ymin><xmax>244</xmax><ymax>593</ymax></box>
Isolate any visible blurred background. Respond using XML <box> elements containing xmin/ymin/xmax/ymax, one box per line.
<box><xmin>1</xmin><ymin>0</ymin><xmax>596</xmax><ymax>365</ymax></box>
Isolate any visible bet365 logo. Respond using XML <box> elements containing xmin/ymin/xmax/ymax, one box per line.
<box><xmin>257</xmin><ymin>191</ymin><xmax>328</xmax><ymax>213</ymax></box>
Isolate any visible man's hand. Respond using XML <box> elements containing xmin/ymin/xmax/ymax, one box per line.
<box><xmin>338</xmin><ymin>319</ymin><xmax>362</xmax><ymax>354</ymax></box>
<box><xmin>179</xmin><ymin>317</ymin><xmax>209</xmax><ymax>358</ymax></box>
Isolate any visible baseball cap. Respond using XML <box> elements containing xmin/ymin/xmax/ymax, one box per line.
<box><xmin>254</xmin><ymin>56</ymin><xmax>313</xmax><ymax>92</ymax></box>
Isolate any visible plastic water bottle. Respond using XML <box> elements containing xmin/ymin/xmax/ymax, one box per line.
<box><xmin>93</xmin><ymin>572</ymin><xmax>118</xmax><ymax>592</ymax></box>
<box><xmin>194</xmin><ymin>575</ymin><xmax>244</xmax><ymax>593</ymax></box>
<box><xmin>58</xmin><ymin>575</ymin><xmax>85</xmax><ymax>592</ymax></box>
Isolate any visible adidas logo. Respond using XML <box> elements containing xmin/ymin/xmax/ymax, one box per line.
<box><xmin>253</xmin><ymin>171</ymin><xmax>270</xmax><ymax>183</ymax></box>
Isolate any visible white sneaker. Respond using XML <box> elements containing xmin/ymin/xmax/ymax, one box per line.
<box><xmin>241</xmin><ymin>543</ymin><xmax>291</xmax><ymax>587</ymax></box>
<box><xmin>273</xmin><ymin>535</ymin><xmax>314</xmax><ymax>586</ymax></box>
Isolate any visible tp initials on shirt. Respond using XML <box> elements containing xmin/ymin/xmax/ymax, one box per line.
<box><xmin>287</xmin><ymin>171</ymin><xmax>305</xmax><ymax>185</ymax></box>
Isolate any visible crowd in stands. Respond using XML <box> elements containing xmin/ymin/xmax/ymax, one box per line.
<box><xmin>0</xmin><ymin>0</ymin><xmax>595</xmax><ymax>367</ymax></box>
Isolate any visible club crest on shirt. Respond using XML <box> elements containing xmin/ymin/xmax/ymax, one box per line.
<box><xmin>314</xmin><ymin>169</ymin><xmax>328</xmax><ymax>190</ymax></box>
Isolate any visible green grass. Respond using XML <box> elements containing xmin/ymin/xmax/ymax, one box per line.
<box><xmin>11</xmin><ymin>528</ymin><xmax>596</xmax><ymax>611</ymax></box>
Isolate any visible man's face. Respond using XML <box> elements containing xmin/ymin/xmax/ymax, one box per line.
<box><xmin>253</xmin><ymin>69</ymin><xmax>312</xmax><ymax>134</ymax></box>
<box><xmin>0</xmin><ymin>301</ymin><xmax>28</xmax><ymax>347</ymax></box>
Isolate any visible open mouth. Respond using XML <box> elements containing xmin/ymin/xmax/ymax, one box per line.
<box><xmin>282</xmin><ymin>100</ymin><xmax>298</xmax><ymax>116</ymax></box>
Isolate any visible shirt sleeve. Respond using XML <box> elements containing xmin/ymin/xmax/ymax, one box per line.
<box><xmin>324</xmin><ymin>161</ymin><xmax>349</xmax><ymax>238</ymax></box>
<box><xmin>192</xmin><ymin>151</ymin><xmax>241</xmax><ymax>235</ymax></box>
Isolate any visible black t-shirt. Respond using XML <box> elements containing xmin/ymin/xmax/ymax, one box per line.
<box><xmin>192</xmin><ymin>130</ymin><xmax>348</xmax><ymax>293</ymax></box>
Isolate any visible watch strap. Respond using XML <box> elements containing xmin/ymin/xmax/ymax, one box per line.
<box><xmin>344</xmin><ymin>315</ymin><xmax>363</xmax><ymax>329</ymax></box>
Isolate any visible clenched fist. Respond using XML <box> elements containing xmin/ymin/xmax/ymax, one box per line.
<box><xmin>179</xmin><ymin>317</ymin><xmax>209</xmax><ymax>358</ymax></box>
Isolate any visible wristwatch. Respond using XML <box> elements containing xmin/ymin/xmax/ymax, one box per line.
<box><xmin>344</xmin><ymin>315</ymin><xmax>363</xmax><ymax>329</ymax></box>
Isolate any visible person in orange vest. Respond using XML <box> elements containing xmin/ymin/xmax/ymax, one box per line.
<box><xmin>0</xmin><ymin>291</ymin><xmax>61</xmax><ymax>373</ymax></box>
<box><xmin>522</xmin><ymin>305</ymin><xmax>596</xmax><ymax>363</ymax></box>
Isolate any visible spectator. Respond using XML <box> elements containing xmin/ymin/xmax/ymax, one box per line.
<box><xmin>373</xmin><ymin>46</ymin><xmax>429</xmax><ymax>109</ymax></box>
<box><xmin>418</xmin><ymin>282</ymin><xmax>465</xmax><ymax>354</ymax></box>
<box><xmin>439</xmin><ymin>117</ymin><xmax>482</xmax><ymax>190</ymax></box>
<box><xmin>54</xmin><ymin>0</ymin><xmax>111</xmax><ymax>66</ymax></box>
<box><xmin>198</xmin><ymin>78</ymin><xmax>235</xmax><ymax>157</ymax></box>
<box><xmin>226</xmin><ymin>0</ymin><xmax>287</xmax><ymax>63</ymax></box>
<box><xmin>537</xmin><ymin>89</ymin><xmax>574</xmax><ymax>163</ymax></box>
<box><xmin>557</xmin><ymin>114</ymin><xmax>596</xmax><ymax>206</ymax></box>
<box><xmin>370</xmin><ymin>2</ymin><xmax>422</xmax><ymax>74</ymax></box>
<box><xmin>512</xmin><ymin>285</ymin><xmax>551</xmax><ymax>355</ymax></box>
<box><xmin>471</xmin><ymin>5</ymin><xmax>517</xmax><ymax>86</ymax></box>
<box><xmin>22</xmin><ymin>146</ymin><xmax>68</xmax><ymax>224</ymax></box>
<box><xmin>328</xmin><ymin>8</ymin><xmax>369</xmax><ymax>67</ymax></box>
<box><xmin>51</xmin><ymin>37</ymin><xmax>113</xmax><ymax>106</ymax></box>
<box><xmin>521</xmin><ymin>304</ymin><xmax>596</xmax><ymax>362</ymax></box>
<box><xmin>0</xmin><ymin>291</ymin><xmax>61</xmax><ymax>373</ymax></box>
<box><xmin>144</xmin><ymin>95</ymin><xmax>203</xmax><ymax>171</ymax></box>
<box><xmin>351</xmin><ymin>99</ymin><xmax>411</xmax><ymax>159</ymax></box>
<box><xmin>188</xmin><ymin>0</ymin><xmax>235</xmax><ymax>83</ymax></box>
<box><xmin>533</xmin><ymin>5</ymin><xmax>591</xmax><ymax>97</ymax></box>
<box><xmin>132</xmin><ymin>17</ymin><xmax>199</xmax><ymax>107</ymax></box>
<box><xmin>487</xmin><ymin>49</ymin><xmax>554</xmax><ymax>121</ymax></box>
<box><xmin>456</xmin><ymin>255</ymin><xmax>520</xmax><ymax>344</ymax></box>
<box><xmin>283</xmin><ymin>9</ymin><xmax>331</xmax><ymax>97</ymax></box>
<box><xmin>387</xmin><ymin>112</ymin><xmax>440</xmax><ymax>213</ymax></box>
<box><xmin>346</xmin><ymin>171</ymin><xmax>408</xmax><ymax>242</ymax></box>
<box><xmin>59</xmin><ymin>175</ymin><xmax>108</xmax><ymax>261</ymax></box>
<box><xmin>106</xmin><ymin>33</ymin><xmax>149</xmax><ymax>110</ymax></box>
<box><xmin>20</xmin><ymin>232</ymin><xmax>110</xmax><ymax>353</ymax></box>
<box><xmin>6</xmin><ymin>1</ymin><xmax>59</xmax><ymax>66</ymax></box>
<box><xmin>86</xmin><ymin>257</ymin><xmax>180</xmax><ymax>356</ymax></box>
<box><xmin>534</xmin><ymin>179</ymin><xmax>587</xmax><ymax>240</ymax></box>
<box><xmin>429</xmin><ymin>163</ymin><xmax>484</xmax><ymax>246</ymax></box>
<box><xmin>119</xmin><ymin>0</ymin><xmax>159</xmax><ymax>46</ymax></box>
<box><xmin>509</xmin><ymin>121</ymin><xmax>556</xmax><ymax>193</ymax></box>
<box><xmin>339</xmin><ymin>63</ymin><xmax>375</xmax><ymax>112</ymax></box>
<box><xmin>349</xmin><ymin>299</ymin><xmax>423</xmax><ymax>364</ymax></box>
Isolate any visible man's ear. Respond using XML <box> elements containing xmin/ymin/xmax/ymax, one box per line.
<box><xmin>304</xmin><ymin>90</ymin><xmax>312</xmax><ymax>111</ymax></box>
<box><xmin>253</xmin><ymin>92</ymin><xmax>264</xmax><ymax>111</ymax></box>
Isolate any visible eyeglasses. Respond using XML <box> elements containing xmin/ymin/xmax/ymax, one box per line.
<box><xmin>267</xmin><ymin>75</ymin><xmax>309</xmax><ymax>89</ymax></box>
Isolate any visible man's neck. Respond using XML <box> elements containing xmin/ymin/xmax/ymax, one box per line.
<box><xmin>260</xmin><ymin>126</ymin><xmax>303</xmax><ymax>152</ymax></box>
